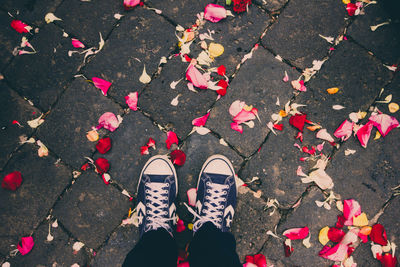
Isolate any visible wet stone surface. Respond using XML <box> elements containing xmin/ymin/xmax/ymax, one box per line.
<box><xmin>53</xmin><ymin>171</ymin><xmax>131</xmax><ymax>249</ymax></box>
<box><xmin>91</xmin><ymin>225</ymin><xmax>138</xmax><ymax>267</ymax></box>
<box><xmin>0</xmin><ymin>10</ymin><xmax>23</xmax><ymax>71</ymax></box>
<box><xmin>83</xmin><ymin>7</ymin><xmax>176</xmax><ymax>105</ymax></box>
<box><xmin>37</xmin><ymin>78</ymin><xmax>123</xmax><ymax>169</ymax></box>
<box><xmin>295</xmin><ymin>40</ymin><xmax>392</xmax><ymax>136</ymax></box>
<box><xmin>261</xmin><ymin>187</ymin><xmax>340</xmax><ymax>266</ymax></box>
<box><xmin>93</xmin><ymin>110</ymin><xmax>169</xmax><ymax>194</ymax></box>
<box><xmin>207</xmin><ymin>47</ymin><xmax>299</xmax><ymax>157</ymax></box>
<box><xmin>8</xmin><ymin>221</ymin><xmax>88</xmax><ymax>267</ymax></box>
<box><xmin>4</xmin><ymin>23</ymin><xmax>83</xmax><ymax>111</ymax></box>
<box><xmin>348</xmin><ymin>3</ymin><xmax>400</xmax><ymax>64</ymax></box>
<box><xmin>262</xmin><ymin>0</ymin><xmax>347</xmax><ymax>69</ymax></box>
<box><xmin>139</xmin><ymin>56</ymin><xmax>217</xmax><ymax>139</ymax></box>
<box><xmin>253</xmin><ymin>0</ymin><xmax>288</xmax><ymax>12</ymax></box>
<box><xmin>0</xmin><ymin>81</ymin><xmax>40</xmax><ymax>169</ymax></box>
<box><xmin>0</xmin><ymin>143</ymin><xmax>72</xmax><ymax>256</ymax></box>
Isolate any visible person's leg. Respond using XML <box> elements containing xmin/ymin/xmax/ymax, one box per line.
<box><xmin>187</xmin><ymin>155</ymin><xmax>242</xmax><ymax>267</ymax></box>
<box><xmin>122</xmin><ymin>155</ymin><xmax>179</xmax><ymax>267</ymax></box>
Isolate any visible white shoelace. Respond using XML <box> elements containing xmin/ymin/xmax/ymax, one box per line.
<box><xmin>145</xmin><ymin>182</ymin><xmax>175</xmax><ymax>232</ymax></box>
<box><xmin>185</xmin><ymin>182</ymin><xmax>229</xmax><ymax>232</ymax></box>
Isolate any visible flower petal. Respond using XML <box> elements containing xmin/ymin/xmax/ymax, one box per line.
<box><xmin>319</xmin><ymin>226</ymin><xmax>330</xmax><ymax>245</ymax></box>
<box><xmin>283</xmin><ymin>227</ymin><xmax>309</xmax><ymax>240</ymax></box>
<box><xmin>334</xmin><ymin>120</ymin><xmax>354</xmax><ymax>141</ymax></box>
<box><xmin>343</xmin><ymin>199</ymin><xmax>361</xmax><ymax>226</ymax></box>
<box><xmin>92</xmin><ymin>77</ymin><xmax>112</xmax><ymax>96</ymax></box>
<box><xmin>97</xmin><ymin>112</ymin><xmax>121</xmax><ymax>132</ymax></box>
<box><xmin>94</xmin><ymin>158</ymin><xmax>110</xmax><ymax>174</ymax></box>
<box><xmin>233</xmin><ymin>109</ymin><xmax>256</xmax><ymax>124</ymax></box>
<box><xmin>370</xmin><ymin>224</ymin><xmax>388</xmax><ymax>246</ymax></box>
<box><xmin>369</xmin><ymin>114</ymin><xmax>399</xmax><ymax>137</ymax></box>
<box><xmin>147</xmin><ymin>138</ymin><xmax>156</xmax><ymax>149</ymax></box>
<box><xmin>319</xmin><ymin>243</ymin><xmax>348</xmax><ymax>262</ymax></box>
<box><xmin>192</xmin><ymin>112</ymin><xmax>210</xmax><ymax>127</ymax></box>
<box><xmin>2</xmin><ymin>171</ymin><xmax>23</xmax><ymax>191</ymax></box>
<box><xmin>231</xmin><ymin>122</ymin><xmax>243</xmax><ymax>133</ymax></box>
<box><xmin>187</xmin><ymin>188</ymin><xmax>197</xmax><ymax>207</ymax></box>
<box><xmin>170</xmin><ymin>150</ymin><xmax>186</xmax><ymax>166</ymax></box>
<box><xmin>316</xmin><ymin>129</ymin><xmax>335</xmax><ymax>142</ymax></box>
<box><xmin>356</xmin><ymin>121</ymin><xmax>374</xmax><ymax>148</ymax></box>
<box><xmin>71</xmin><ymin>38</ymin><xmax>85</xmax><ymax>48</ymax></box>
<box><xmin>17</xmin><ymin>236</ymin><xmax>34</xmax><ymax>255</ymax></box>
<box><xmin>204</xmin><ymin>4</ymin><xmax>227</xmax><ymax>23</ymax></box>
<box><xmin>165</xmin><ymin>131</ymin><xmax>179</xmax><ymax>149</ymax></box>
<box><xmin>123</xmin><ymin>0</ymin><xmax>141</xmax><ymax>10</ymax></box>
<box><xmin>289</xmin><ymin>114</ymin><xmax>307</xmax><ymax>132</ymax></box>
<box><xmin>229</xmin><ymin>100</ymin><xmax>246</xmax><ymax>117</ymax></box>
<box><xmin>96</xmin><ymin>137</ymin><xmax>111</xmax><ymax>154</ymax></box>
<box><xmin>328</xmin><ymin>227</ymin><xmax>346</xmax><ymax>243</ymax></box>
<box><xmin>186</xmin><ymin>64</ymin><xmax>208</xmax><ymax>89</ymax></box>
<box><xmin>125</xmin><ymin>92</ymin><xmax>138</xmax><ymax>111</ymax></box>
<box><xmin>11</xmin><ymin>20</ymin><xmax>32</xmax><ymax>33</ymax></box>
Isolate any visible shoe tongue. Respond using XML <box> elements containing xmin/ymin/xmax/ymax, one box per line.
<box><xmin>204</xmin><ymin>173</ymin><xmax>230</xmax><ymax>185</ymax></box>
<box><xmin>144</xmin><ymin>174</ymin><xmax>170</xmax><ymax>183</ymax></box>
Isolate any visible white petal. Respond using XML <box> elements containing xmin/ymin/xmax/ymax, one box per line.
<box><xmin>45</xmin><ymin>13</ymin><xmax>62</xmax><ymax>23</ymax></box>
<box><xmin>170</xmin><ymin>94</ymin><xmax>181</xmax><ymax>106</ymax></box>
<box><xmin>195</xmin><ymin>126</ymin><xmax>210</xmax><ymax>135</ymax></box>
<box><xmin>139</xmin><ymin>65</ymin><xmax>151</xmax><ymax>84</ymax></box>
<box><xmin>72</xmin><ymin>242</ymin><xmax>85</xmax><ymax>251</ymax></box>
<box><xmin>170</xmin><ymin>78</ymin><xmax>182</xmax><ymax>89</ymax></box>
<box><xmin>332</xmin><ymin>105</ymin><xmax>345</xmax><ymax>110</ymax></box>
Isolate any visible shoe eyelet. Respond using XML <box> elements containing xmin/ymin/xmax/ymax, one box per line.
<box><xmin>146</xmin><ymin>203</ymin><xmax>150</xmax><ymax>207</ymax></box>
<box><xmin>206</xmin><ymin>182</ymin><xmax>210</xmax><ymax>186</ymax></box>
<box><xmin>166</xmin><ymin>183</ymin><xmax>170</xmax><ymax>186</ymax></box>
<box><xmin>206</xmin><ymin>189</ymin><xmax>210</xmax><ymax>193</ymax></box>
<box><xmin>145</xmin><ymin>189</ymin><xmax>149</xmax><ymax>193</ymax></box>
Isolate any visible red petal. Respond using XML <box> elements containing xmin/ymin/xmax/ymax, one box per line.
<box><xmin>295</xmin><ymin>131</ymin><xmax>303</xmax><ymax>142</ymax></box>
<box><xmin>2</xmin><ymin>171</ymin><xmax>23</xmax><ymax>191</ymax></box>
<box><xmin>217</xmin><ymin>65</ymin><xmax>226</xmax><ymax>76</ymax></box>
<box><xmin>346</xmin><ymin>3</ymin><xmax>357</xmax><ymax>16</ymax></box>
<box><xmin>184</xmin><ymin>54</ymin><xmax>192</xmax><ymax>62</ymax></box>
<box><xmin>289</xmin><ymin>114</ymin><xmax>307</xmax><ymax>132</ymax></box>
<box><xmin>217</xmin><ymin>79</ymin><xmax>228</xmax><ymax>96</ymax></box>
<box><xmin>17</xmin><ymin>236</ymin><xmax>34</xmax><ymax>255</ymax></box>
<box><xmin>370</xmin><ymin>224</ymin><xmax>388</xmax><ymax>246</ymax></box>
<box><xmin>94</xmin><ymin>158</ymin><xmax>110</xmax><ymax>174</ymax></box>
<box><xmin>334</xmin><ymin>120</ymin><xmax>354</xmax><ymax>141</ymax></box>
<box><xmin>356</xmin><ymin>121</ymin><xmax>374</xmax><ymax>148</ymax></box>
<box><xmin>92</xmin><ymin>77</ymin><xmax>112</xmax><ymax>96</ymax></box>
<box><xmin>192</xmin><ymin>112</ymin><xmax>210</xmax><ymax>127</ymax></box>
<box><xmin>165</xmin><ymin>131</ymin><xmax>179</xmax><ymax>149</ymax></box>
<box><xmin>379</xmin><ymin>253</ymin><xmax>398</xmax><ymax>267</ymax></box>
<box><xmin>140</xmin><ymin>146</ymin><xmax>149</xmax><ymax>155</ymax></box>
<box><xmin>328</xmin><ymin>227</ymin><xmax>346</xmax><ymax>243</ymax></box>
<box><xmin>230</xmin><ymin>122</ymin><xmax>243</xmax><ymax>133</ymax></box>
<box><xmin>96</xmin><ymin>137</ymin><xmax>112</xmax><ymax>154</ymax></box>
<box><xmin>254</xmin><ymin>254</ymin><xmax>267</xmax><ymax>267</ymax></box>
<box><xmin>170</xmin><ymin>150</ymin><xmax>186</xmax><ymax>166</ymax></box>
<box><xmin>147</xmin><ymin>137</ymin><xmax>156</xmax><ymax>149</ymax></box>
<box><xmin>283</xmin><ymin>227</ymin><xmax>309</xmax><ymax>240</ymax></box>
<box><xmin>273</xmin><ymin>123</ymin><xmax>284</xmax><ymax>131</ymax></box>
<box><xmin>284</xmin><ymin>243</ymin><xmax>294</xmax><ymax>257</ymax></box>
<box><xmin>71</xmin><ymin>38</ymin><xmax>85</xmax><ymax>48</ymax></box>
<box><xmin>336</xmin><ymin>215</ymin><xmax>345</xmax><ymax>229</ymax></box>
<box><xmin>176</xmin><ymin>219</ymin><xmax>186</xmax><ymax>232</ymax></box>
<box><xmin>319</xmin><ymin>243</ymin><xmax>348</xmax><ymax>262</ymax></box>
<box><xmin>11</xmin><ymin>20</ymin><xmax>30</xmax><ymax>33</ymax></box>
<box><xmin>81</xmin><ymin>163</ymin><xmax>90</xmax><ymax>171</ymax></box>
<box><xmin>369</xmin><ymin>114</ymin><xmax>399</xmax><ymax>137</ymax></box>
<box><xmin>245</xmin><ymin>255</ymin><xmax>254</xmax><ymax>263</ymax></box>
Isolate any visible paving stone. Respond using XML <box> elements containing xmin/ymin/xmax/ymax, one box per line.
<box><xmin>0</xmin><ymin>11</ymin><xmax>23</xmax><ymax>71</ymax></box>
<box><xmin>140</xmin><ymin>56</ymin><xmax>217</xmax><ymax>139</ymax></box>
<box><xmin>348</xmin><ymin>3</ymin><xmax>400</xmax><ymax>64</ymax></box>
<box><xmin>54</xmin><ymin>0</ymin><xmax>122</xmax><ymax>46</ymax></box>
<box><xmin>232</xmin><ymin>189</ymin><xmax>280</xmax><ymax>259</ymax></box>
<box><xmin>352</xmin><ymin>242</ymin><xmax>380</xmax><ymax>267</ymax></box>
<box><xmin>94</xmin><ymin>110</ymin><xmax>169</xmax><ymax>194</ymax></box>
<box><xmin>253</xmin><ymin>0</ymin><xmax>288</xmax><ymax>12</ymax></box>
<box><xmin>0</xmin><ymin>143</ymin><xmax>72</xmax><ymax>255</ymax></box>
<box><xmin>378</xmin><ymin>196</ymin><xmax>400</xmax><ymax>245</ymax></box>
<box><xmin>37</xmin><ymin>78</ymin><xmax>123</xmax><ymax>169</ymax></box>
<box><xmin>326</xmin><ymin>129</ymin><xmax>399</xmax><ymax>218</ymax></box>
<box><xmin>261</xmin><ymin>0</ymin><xmax>347</xmax><ymax>69</ymax></box>
<box><xmin>207</xmin><ymin>47</ymin><xmax>299</xmax><ymax>157</ymax></box>
<box><xmin>146</xmin><ymin>0</ymin><xmax>210</xmax><ymax>28</ymax></box>
<box><xmin>196</xmin><ymin>4</ymin><xmax>271</xmax><ymax>75</ymax></box>
<box><xmin>240</xmin><ymin>119</ymin><xmax>317</xmax><ymax>208</ymax></box>
<box><xmin>261</xmin><ymin>187</ymin><xmax>340</xmax><ymax>266</ymax></box>
<box><xmin>83</xmin><ymin>8</ymin><xmax>176</xmax><ymax>105</ymax></box>
<box><xmin>8</xmin><ymin>221</ymin><xmax>88</xmax><ymax>267</ymax></box>
<box><xmin>0</xmin><ymin>82</ymin><xmax>40</xmax><ymax>169</ymax></box>
<box><xmin>379</xmin><ymin>74</ymin><xmax>400</xmax><ymax>122</ymax></box>
<box><xmin>53</xmin><ymin>171</ymin><xmax>131</xmax><ymax>249</ymax></box>
<box><xmin>295</xmin><ymin>40</ymin><xmax>392</xmax><ymax>137</ymax></box>
<box><xmin>1</xmin><ymin>0</ymin><xmax>62</xmax><ymax>26</ymax></box>
<box><xmin>4</xmin><ymin>23</ymin><xmax>83</xmax><ymax>111</ymax></box>
<box><xmin>92</xmin><ymin>225</ymin><xmax>138</xmax><ymax>267</ymax></box>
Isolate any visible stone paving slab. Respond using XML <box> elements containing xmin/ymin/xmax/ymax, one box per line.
<box><xmin>197</xmin><ymin>4</ymin><xmax>271</xmax><ymax>76</ymax></box>
<box><xmin>0</xmin><ymin>143</ymin><xmax>72</xmax><ymax>256</ymax></box>
<box><xmin>4</xmin><ymin>23</ymin><xmax>83</xmax><ymax>111</ymax></box>
<box><xmin>8</xmin><ymin>220</ymin><xmax>88</xmax><ymax>267</ymax></box>
<box><xmin>83</xmin><ymin>7</ymin><xmax>176</xmax><ymax>105</ymax></box>
<box><xmin>252</xmin><ymin>0</ymin><xmax>288</xmax><ymax>12</ymax></box>
<box><xmin>0</xmin><ymin>81</ymin><xmax>40</xmax><ymax>169</ymax></box>
<box><xmin>54</xmin><ymin>0</ymin><xmax>122</xmax><ymax>46</ymax></box>
<box><xmin>140</xmin><ymin>56</ymin><xmax>217</xmax><ymax>139</ymax></box>
<box><xmin>0</xmin><ymin>11</ymin><xmax>23</xmax><ymax>71</ymax></box>
<box><xmin>1</xmin><ymin>0</ymin><xmax>62</xmax><ymax>27</ymax></box>
<box><xmin>261</xmin><ymin>0</ymin><xmax>347</xmax><ymax>70</ymax></box>
<box><xmin>37</xmin><ymin>78</ymin><xmax>123</xmax><ymax>169</ymax></box>
<box><xmin>207</xmin><ymin>47</ymin><xmax>299</xmax><ymax>157</ymax></box>
<box><xmin>295</xmin><ymin>40</ymin><xmax>391</xmax><ymax>137</ymax></box>
<box><xmin>53</xmin><ymin>171</ymin><xmax>131</xmax><ymax>249</ymax></box>
<box><xmin>146</xmin><ymin>0</ymin><xmax>211</xmax><ymax>28</ymax></box>
<box><xmin>348</xmin><ymin>3</ymin><xmax>400</xmax><ymax>64</ymax></box>
<box><xmin>91</xmin><ymin>225</ymin><xmax>138</xmax><ymax>267</ymax></box>
<box><xmin>261</xmin><ymin>187</ymin><xmax>340</xmax><ymax>266</ymax></box>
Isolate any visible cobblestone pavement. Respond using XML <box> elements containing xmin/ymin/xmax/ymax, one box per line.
<box><xmin>1</xmin><ymin>0</ymin><xmax>399</xmax><ymax>266</ymax></box>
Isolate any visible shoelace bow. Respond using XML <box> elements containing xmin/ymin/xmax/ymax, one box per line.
<box><xmin>145</xmin><ymin>182</ymin><xmax>175</xmax><ymax>232</ymax></box>
<box><xmin>185</xmin><ymin>182</ymin><xmax>229</xmax><ymax>231</ymax></box>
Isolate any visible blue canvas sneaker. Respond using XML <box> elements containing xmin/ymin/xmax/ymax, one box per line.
<box><xmin>186</xmin><ymin>155</ymin><xmax>237</xmax><ymax>233</ymax></box>
<box><xmin>136</xmin><ymin>155</ymin><xmax>178</xmax><ymax>237</ymax></box>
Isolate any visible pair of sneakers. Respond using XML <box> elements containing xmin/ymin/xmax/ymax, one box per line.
<box><xmin>136</xmin><ymin>154</ymin><xmax>237</xmax><ymax>237</ymax></box>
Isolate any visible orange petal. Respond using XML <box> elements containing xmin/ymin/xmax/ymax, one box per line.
<box><xmin>279</xmin><ymin>110</ymin><xmax>287</xmax><ymax>117</ymax></box>
<box><xmin>388</xmin><ymin>102</ymin><xmax>399</xmax><ymax>113</ymax></box>
<box><xmin>360</xmin><ymin>226</ymin><xmax>372</xmax><ymax>236</ymax></box>
<box><xmin>327</xmin><ymin>87</ymin><xmax>339</xmax><ymax>94</ymax></box>
<box><xmin>307</xmin><ymin>125</ymin><xmax>321</xmax><ymax>131</ymax></box>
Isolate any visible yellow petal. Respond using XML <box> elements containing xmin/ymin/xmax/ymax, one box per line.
<box><xmin>86</xmin><ymin>130</ymin><xmax>99</xmax><ymax>142</ymax></box>
<box><xmin>353</xmin><ymin>212</ymin><xmax>369</xmax><ymax>227</ymax></box>
<box><xmin>208</xmin><ymin>43</ymin><xmax>224</xmax><ymax>58</ymax></box>
<box><xmin>326</xmin><ymin>87</ymin><xmax>339</xmax><ymax>94</ymax></box>
<box><xmin>188</xmin><ymin>223</ymin><xmax>193</xmax><ymax>230</ymax></box>
<box><xmin>342</xmin><ymin>0</ymin><xmax>351</xmax><ymax>4</ymax></box>
<box><xmin>374</xmin><ymin>131</ymin><xmax>381</xmax><ymax>140</ymax></box>
<box><xmin>243</xmin><ymin>105</ymin><xmax>253</xmax><ymax>111</ymax></box>
<box><xmin>358</xmin><ymin>111</ymin><xmax>367</xmax><ymax>119</ymax></box>
<box><xmin>319</xmin><ymin>226</ymin><xmax>330</xmax><ymax>245</ymax></box>
<box><xmin>279</xmin><ymin>110</ymin><xmax>288</xmax><ymax>117</ymax></box>
<box><xmin>388</xmin><ymin>102</ymin><xmax>399</xmax><ymax>113</ymax></box>
<box><xmin>360</xmin><ymin>226</ymin><xmax>372</xmax><ymax>236</ymax></box>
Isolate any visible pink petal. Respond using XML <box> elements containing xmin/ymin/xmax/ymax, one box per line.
<box><xmin>140</xmin><ymin>146</ymin><xmax>149</xmax><ymax>155</ymax></box>
<box><xmin>123</xmin><ymin>0</ymin><xmax>141</xmax><ymax>9</ymax></box>
<box><xmin>283</xmin><ymin>71</ymin><xmax>289</xmax><ymax>82</ymax></box>
<box><xmin>343</xmin><ymin>199</ymin><xmax>361</xmax><ymax>226</ymax></box>
<box><xmin>317</xmin><ymin>142</ymin><xmax>325</xmax><ymax>152</ymax></box>
<box><xmin>17</xmin><ymin>236</ymin><xmax>34</xmax><ymax>255</ymax></box>
<box><xmin>282</xmin><ymin>227</ymin><xmax>309</xmax><ymax>240</ymax></box>
<box><xmin>229</xmin><ymin>100</ymin><xmax>246</xmax><ymax>117</ymax></box>
<box><xmin>97</xmin><ymin>112</ymin><xmax>121</xmax><ymax>132</ymax></box>
<box><xmin>11</xmin><ymin>20</ymin><xmax>31</xmax><ymax>33</ymax></box>
<box><xmin>125</xmin><ymin>92</ymin><xmax>138</xmax><ymax>111</ymax></box>
<box><xmin>243</xmin><ymin>263</ymin><xmax>258</xmax><ymax>267</ymax></box>
<box><xmin>192</xmin><ymin>112</ymin><xmax>210</xmax><ymax>126</ymax></box>
<box><xmin>176</xmin><ymin>219</ymin><xmax>186</xmax><ymax>232</ymax></box>
<box><xmin>231</xmin><ymin>122</ymin><xmax>243</xmax><ymax>133</ymax></box>
<box><xmin>296</xmin><ymin>166</ymin><xmax>307</xmax><ymax>176</ymax></box>
<box><xmin>316</xmin><ymin>129</ymin><xmax>335</xmax><ymax>142</ymax></box>
<box><xmin>356</xmin><ymin>121</ymin><xmax>374</xmax><ymax>148</ymax></box>
<box><xmin>187</xmin><ymin>188</ymin><xmax>197</xmax><ymax>207</ymax></box>
<box><xmin>369</xmin><ymin>114</ymin><xmax>399</xmax><ymax>137</ymax></box>
<box><xmin>204</xmin><ymin>4</ymin><xmax>227</xmax><ymax>23</ymax></box>
<box><xmin>319</xmin><ymin>243</ymin><xmax>348</xmax><ymax>262</ymax></box>
<box><xmin>166</xmin><ymin>131</ymin><xmax>178</xmax><ymax>149</ymax></box>
<box><xmin>92</xmin><ymin>77</ymin><xmax>112</xmax><ymax>96</ymax></box>
<box><xmin>334</xmin><ymin>120</ymin><xmax>354</xmax><ymax>141</ymax></box>
<box><xmin>233</xmin><ymin>109</ymin><xmax>256</xmax><ymax>124</ymax></box>
<box><xmin>71</xmin><ymin>38</ymin><xmax>85</xmax><ymax>48</ymax></box>
<box><xmin>291</xmin><ymin>80</ymin><xmax>307</xmax><ymax>92</ymax></box>
<box><xmin>186</xmin><ymin>65</ymin><xmax>208</xmax><ymax>89</ymax></box>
